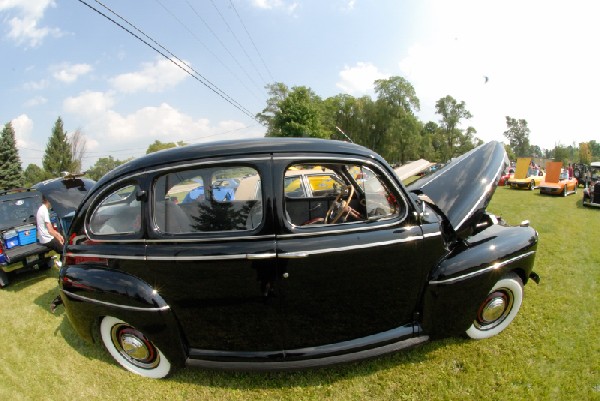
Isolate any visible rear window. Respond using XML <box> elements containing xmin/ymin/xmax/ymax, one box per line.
<box><xmin>89</xmin><ymin>184</ymin><xmax>142</xmax><ymax>235</ymax></box>
<box><xmin>153</xmin><ymin>166</ymin><xmax>262</xmax><ymax>233</ymax></box>
<box><xmin>0</xmin><ymin>193</ymin><xmax>40</xmax><ymax>230</ymax></box>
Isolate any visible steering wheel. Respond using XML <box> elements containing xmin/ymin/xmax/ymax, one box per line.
<box><xmin>324</xmin><ymin>185</ymin><xmax>355</xmax><ymax>224</ymax></box>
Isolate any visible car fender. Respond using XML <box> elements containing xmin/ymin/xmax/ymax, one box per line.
<box><xmin>59</xmin><ymin>264</ymin><xmax>187</xmax><ymax>367</ymax></box>
<box><xmin>422</xmin><ymin>224</ymin><xmax>538</xmax><ymax>336</ymax></box>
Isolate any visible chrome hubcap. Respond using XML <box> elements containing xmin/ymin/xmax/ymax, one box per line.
<box><xmin>121</xmin><ymin>334</ymin><xmax>150</xmax><ymax>360</ymax></box>
<box><xmin>480</xmin><ymin>297</ymin><xmax>506</xmax><ymax>323</ymax></box>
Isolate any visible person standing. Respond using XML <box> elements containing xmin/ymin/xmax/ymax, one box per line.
<box><xmin>36</xmin><ymin>195</ymin><xmax>64</xmax><ymax>266</ymax></box>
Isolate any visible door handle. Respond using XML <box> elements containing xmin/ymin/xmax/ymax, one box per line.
<box><xmin>246</xmin><ymin>253</ymin><xmax>277</xmax><ymax>260</ymax></box>
<box><xmin>279</xmin><ymin>252</ymin><xmax>309</xmax><ymax>259</ymax></box>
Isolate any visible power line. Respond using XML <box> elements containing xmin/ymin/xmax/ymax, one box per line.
<box><xmin>207</xmin><ymin>0</ymin><xmax>268</xmax><ymax>89</ymax></box>
<box><xmin>228</xmin><ymin>0</ymin><xmax>276</xmax><ymax>83</ymax></box>
<box><xmin>76</xmin><ymin>0</ymin><xmax>256</xmax><ymax>120</ymax></box>
<box><xmin>155</xmin><ymin>0</ymin><xmax>265</xmax><ymax>103</ymax></box>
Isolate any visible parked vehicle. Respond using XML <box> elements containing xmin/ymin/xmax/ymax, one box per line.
<box><xmin>55</xmin><ymin>138</ymin><xmax>539</xmax><ymax>378</ymax></box>
<box><xmin>498</xmin><ymin>165</ymin><xmax>515</xmax><ymax>186</ymax></box>
<box><xmin>0</xmin><ymin>174</ymin><xmax>95</xmax><ymax>287</ymax></box>
<box><xmin>582</xmin><ymin>162</ymin><xmax>600</xmax><ymax>207</ymax></box>
<box><xmin>507</xmin><ymin>157</ymin><xmax>545</xmax><ymax>190</ymax></box>
<box><xmin>539</xmin><ymin>162</ymin><xmax>578</xmax><ymax>197</ymax></box>
<box><xmin>572</xmin><ymin>163</ymin><xmax>590</xmax><ymax>187</ymax></box>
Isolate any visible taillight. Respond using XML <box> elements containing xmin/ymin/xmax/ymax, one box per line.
<box><xmin>65</xmin><ymin>232</ymin><xmax>107</xmax><ymax>266</ymax></box>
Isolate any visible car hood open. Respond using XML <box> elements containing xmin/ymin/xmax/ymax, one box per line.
<box><xmin>33</xmin><ymin>176</ymin><xmax>96</xmax><ymax>218</ymax></box>
<box><xmin>407</xmin><ymin>141</ymin><xmax>507</xmax><ymax>239</ymax></box>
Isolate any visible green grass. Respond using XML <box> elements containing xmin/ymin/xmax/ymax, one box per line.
<box><xmin>0</xmin><ymin>187</ymin><xmax>598</xmax><ymax>400</ymax></box>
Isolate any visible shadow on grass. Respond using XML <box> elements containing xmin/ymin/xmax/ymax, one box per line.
<box><xmin>3</xmin><ymin>265</ymin><xmax>58</xmax><ymax>293</ymax></box>
<box><xmin>163</xmin><ymin>336</ymin><xmax>468</xmax><ymax>389</ymax></box>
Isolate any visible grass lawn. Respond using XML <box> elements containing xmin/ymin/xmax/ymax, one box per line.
<box><xmin>0</xmin><ymin>186</ymin><xmax>598</xmax><ymax>400</ymax></box>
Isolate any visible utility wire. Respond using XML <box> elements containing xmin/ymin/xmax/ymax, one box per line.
<box><xmin>228</xmin><ymin>0</ymin><xmax>276</xmax><ymax>83</ymax></box>
<box><xmin>76</xmin><ymin>0</ymin><xmax>256</xmax><ymax>120</ymax></box>
<box><xmin>155</xmin><ymin>0</ymin><xmax>264</xmax><ymax>103</ymax></box>
<box><xmin>207</xmin><ymin>0</ymin><xmax>268</xmax><ymax>89</ymax></box>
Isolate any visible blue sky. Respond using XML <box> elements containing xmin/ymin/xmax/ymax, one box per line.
<box><xmin>1</xmin><ymin>0</ymin><xmax>598</xmax><ymax>170</ymax></box>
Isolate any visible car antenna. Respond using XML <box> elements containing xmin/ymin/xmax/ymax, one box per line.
<box><xmin>335</xmin><ymin>126</ymin><xmax>354</xmax><ymax>143</ymax></box>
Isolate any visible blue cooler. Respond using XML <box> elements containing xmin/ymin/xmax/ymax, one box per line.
<box><xmin>17</xmin><ymin>225</ymin><xmax>37</xmax><ymax>246</ymax></box>
<box><xmin>3</xmin><ymin>230</ymin><xmax>19</xmax><ymax>249</ymax></box>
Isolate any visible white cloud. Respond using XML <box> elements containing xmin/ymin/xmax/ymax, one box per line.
<box><xmin>23</xmin><ymin>79</ymin><xmax>48</xmax><ymax>90</ymax></box>
<box><xmin>52</xmin><ymin>63</ymin><xmax>92</xmax><ymax>83</ymax></box>
<box><xmin>0</xmin><ymin>0</ymin><xmax>61</xmax><ymax>47</ymax></box>
<box><xmin>336</xmin><ymin>62</ymin><xmax>389</xmax><ymax>96</ymax></box>
<box><xmin>11</xmin><ymin>113</ymin><xmax>34</xmax><ymax>148</ymax></box>
<box><xmin>63</xmin><ymin>91</ymin><xmax>115</xmax><ymax>118</ymax></box>
<box><xmin>251</xmin><ymin>0</ymin><xmax>298</xmax><ymax>13</ymax></box>
<box><xmin>109</xmin><ymin>57</ymin><xmax>189</xmax><ymax>94</ymax></box>
<box><xmin>24</xmin><ymin>95</ymin><xmax>47</xmax><ymax>107</ymax></box>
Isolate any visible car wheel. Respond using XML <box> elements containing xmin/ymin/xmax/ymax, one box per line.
<box><xmin>466</xmin><ymin>273</ymin><xmax>523</xmax><ymax>339</ymax></box>
<box><xmin>563</xmin><ymin>185</ymin><xmax>568</xmax><ymax>197</ymax></box>
<box><xmin>0</xmin><ymin>270</ymin><xmax>9</xmax><ymax>288</ymax></box>
<box><xmin>100</xmin><ymin>316</ymin><xmax>171</xmax><ymax>379</ymax></box>
<box><xmin>530</xmin><ymin>180</ymin><xmax>535</xmax><ymax>190</ymax></box>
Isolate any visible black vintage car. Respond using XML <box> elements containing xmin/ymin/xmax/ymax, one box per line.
<box><xmin>56</xmin><ymin>138</ymin><xmax>539</xmax><ymax>378</ymax></box>
<box><xmin>582</xmin><ymin>162</ymin><xmax>600</xmax><ymax>207</ymax></box>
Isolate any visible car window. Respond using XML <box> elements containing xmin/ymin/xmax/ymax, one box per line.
<box><xmin>89</xmin><ymin>184</ymin><xmax>141</xmax><ymax>235</ymax></box>
<box><xmin>153</xmin><ymin>166</ymin><xmax>262</xmax><ymax>233</ymax></box>
<box><xmin>284</xmin><ymin>162</ymin><xmax>400</xmax><ymax>226</ymax></box>
<box><xmin>0</xmin><ymin>194</ymin><xmax>40</xmax><ymax>229</ymax></box>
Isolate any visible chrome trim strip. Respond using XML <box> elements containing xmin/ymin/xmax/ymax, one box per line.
<box><xmin>62</xmin><ymin>290</ymin><xmax>170</xmax><ymax>312</ymax></box>
<box><xmin>423</xmin><ymin>231</ymin><xmax>442</xmax><ymax>238</ymax></box>
<box><xmin>146</xmin><ymin>254</ymin><xmax>249</xmax><ymax>261</ymax></box>
<box><xmin>280</xmin><ymin>220</ymin><xmax>414</xmax><ymax>238</ymax></box>
<box><xmin>64</xmin><ymin>253</ymin><xmax>145</xmax><ymax>261</ymax></box>
<box><xmin>280</xmin><ymin>236</ymin><xmax>424</xmax><ymax>258</ymax></box>
<box><xmin>429</xmin><ymin>251</ymin><xmax>536</xmax><ymax>285</ymax></box>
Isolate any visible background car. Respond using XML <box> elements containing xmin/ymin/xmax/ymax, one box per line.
<box><xmin>55</xmin><ymin>138</ymin><xmax>539</xmax><ymax>378</ymax></box>
<box><xmin>508</xmin><ymin>157</ymin><xmax>545</xmax><ymax>190</ymax></box>
<box><xmin>0</xmin><ymin>174</ymin><xmax>95</xmax><ymax>288</ymax></box>
<box><xmin>498</xmin><ymin>165</ymin><xmax>515</xmax><ymax>186</ymax></box>
<box><xmin>539</xmin><ymin>162</ymin><xmax>578</xmax><ymax>196</ymax></box>
<box><xmin>582</xmin><ymin>162</ymin><xmax>600</xmax><ymax>207</ymax></box>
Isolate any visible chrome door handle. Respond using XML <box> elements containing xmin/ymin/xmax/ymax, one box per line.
<box><xmin>279</xmin><ymin>252</ymin><xmax>309</xmax><ymax>259</ymax></box>
<box><xmin>246</xmin><ymin>253</ymin><xmax>276</xmax><ymax>260</ymax></box>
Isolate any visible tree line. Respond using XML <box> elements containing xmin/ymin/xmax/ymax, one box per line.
<box><xmin>1</xmin><ymin>75</ymin><xmax>599</xmax><ymax>190</ymax></box>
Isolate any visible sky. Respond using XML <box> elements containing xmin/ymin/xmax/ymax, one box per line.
<box><xmin>1</xmin><ymin>0</ymin><xmax>599</xmax><ymax>170</ymax></box>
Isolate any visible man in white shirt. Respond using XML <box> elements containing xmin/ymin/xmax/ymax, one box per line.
<box><xmin>36</xmin><ymin>195</ymin><xmax>64</xmax><ymax>257</ymax></box>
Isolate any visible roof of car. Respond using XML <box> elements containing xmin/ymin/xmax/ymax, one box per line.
<box><xmin>96</xmin><ymin>138</ymin><xmax>381</xmax><ymax>187</ymax></box>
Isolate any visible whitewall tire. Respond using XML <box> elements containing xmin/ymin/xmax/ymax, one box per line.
<box><xmin>466</xmin><ymin>273</ymin><xmax>523</xmax><ymax>340</ymax></box>
<box><xmin>100</xmin><ymin>316</ymin><xmax>171</xmax><ymax>379</ymax></box>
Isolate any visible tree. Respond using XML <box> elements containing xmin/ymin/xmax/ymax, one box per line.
<box><xmin>146</xmin><ymin>140</ymin><xmax>186</xmax><ymax>154</ymax></box>
<box><xmin>256</xmin><ymin>82</ymin><xmax>290</xmax><ymax>137</ymax></box>
<box><xmin>69</xmin><ymin>129</ymin><xmax>87</xmax><ymax>174</ymax></box>
<box><xmin>503</xmin><ymin>117</ymin><xmax>530</xmax><ymax>157</ymax></box>
<box><xmin>272</xmin><ymin>86</ymin><xmax>327</xmax><ymax>138</ymax></box>
<box><xmin>0</xmin><ymin>122</ymin><xmax>24</xmax><ymax>189</ymax></box>
<box><xmin>23</xmin><ymin>164</ymin><xmax>50</xmax><ymax>187</ymax></box>
<box><xmin>43</xmin><ymin>117</ymin><xmax>74</xmax><ymax>177</ymax></box>
<box><xmin>553</xmin><ymin>144</ymin><xmax>569</xmax><ymax>165</ymax></box>
<box><xmin>435</xmin><ymin>96</ymin><xmax>473</xmax><ymax>161</ymax></box>
<box><xmin>87</xmin><ymin>156</ymin><xmax>128</xmax><ymax>181</ymax></box>
<box><xmin>579</xmin><ymin>142</ymin><xmax>592</xmax><ymax>165</ymax></box>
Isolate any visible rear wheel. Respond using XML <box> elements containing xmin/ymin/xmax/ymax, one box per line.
<box><xmin>0</xmin><ymin>270</ymin><xmax>9</xmax><ymax>288</ymax></box>
<box><xmin>466</xmin><ymin>273</ymin><xmax>523</xmax><ymax>339</ymax></box>
<box><xmin>100</xmin><ymin>316</ymin><xmax>171</xmax><ymax>378</ymax></box>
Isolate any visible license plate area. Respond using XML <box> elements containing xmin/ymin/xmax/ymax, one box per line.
<box><xmin>26</xmin><ymin>255</ymin><xmax>39</xmax><ymax>265</ymax></box>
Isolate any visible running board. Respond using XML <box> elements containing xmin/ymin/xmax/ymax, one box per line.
<box><xmin>186</xmin><ymin>335</ymin><xmax>429</xmax><ymax>371</ymax></box>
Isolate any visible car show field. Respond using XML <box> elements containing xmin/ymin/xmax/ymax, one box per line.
<box><xmin>0</xmin><ymin>183</ymin><xmax>597</xmax><ymax>400</ymax></box>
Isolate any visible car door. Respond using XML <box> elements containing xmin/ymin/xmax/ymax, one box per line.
<box><xmin>273</xmin><ymin>156</ymin><xmax>434</xmax><ymax>353</ymax></box>
<box><xmin>140</xmin><ymin>157</ymin><xmax>284</xmax><ymax>356</ymax></box>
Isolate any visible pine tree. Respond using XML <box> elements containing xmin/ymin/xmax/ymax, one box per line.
<box><xmin>43</xmin><ymin>117</ymin><xmax>74</xmax><ymax>177</ymax></box>
<box><xmin>0</xmin><ymin>122</ymin><xmax>24</xmax><ymax>190</ymax></box>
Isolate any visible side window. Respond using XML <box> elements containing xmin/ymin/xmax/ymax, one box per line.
<box><xmin>284</xmin><ymin>163</ymin><xmax>400</xmax><ymax>226</ymax></box>
<box><xmin>89</xmin><ymin>184</ymin><xmax>141</xmax><ymax>235</ymax></box>
<box><xmin>153</xmin><ymin>166</ymin><xmax>262</xmax><ymax>233</ymax></box>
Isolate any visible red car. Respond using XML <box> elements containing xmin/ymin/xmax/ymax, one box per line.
<box><xmin>498</xmin><ymin>166</ymin><xmax>515</xmax><ymax>186</ymax></box>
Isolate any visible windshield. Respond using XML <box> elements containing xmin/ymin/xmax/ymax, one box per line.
<box><xmin>0</xmin><ymin>193</ymin><xmax>41</xmax><ymax>230</ymax></box>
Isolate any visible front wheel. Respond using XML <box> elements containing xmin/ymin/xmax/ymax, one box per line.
<box><xmin>466</xmin><ymin>273</ymin><xmax>523</xmax><ymax>339</ymax></box>
<box><xmin>100</xmin><ymin>316</ymin><xmax>171</xmax><ymax>379</ymax></box>
<box><xmin>530</xmin><ymin>180</ymin><xmax>535</xmax><ymax>190</ymax></box>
